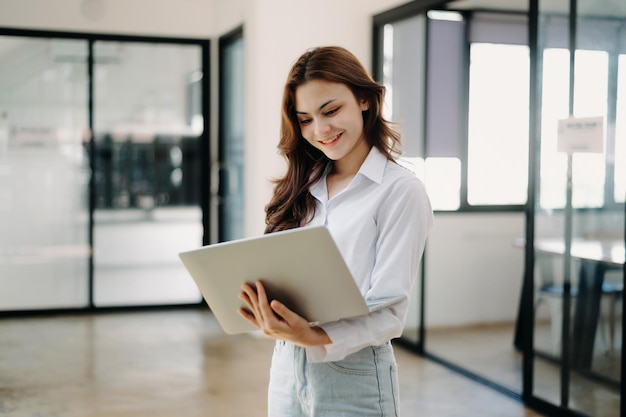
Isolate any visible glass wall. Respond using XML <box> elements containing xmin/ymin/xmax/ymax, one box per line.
<box><xmin>92</xmin><ymin>41</ymin><xmax>204</xmax><ymax>306</ymax></box>
<box><xmin>426</xmin><ymin>10</ymin><xmax>528</xmax><ymax>394</ymax></box>
<box><xmin>374</xmin><ymin>2</ymin><xmax>528</xmax><ymax>394</ymax></box>
<box><xmin>377</xmin><ymin>12</ymin><xmax>427</xmax><ymax>345</ymax></box>
<box><xmin>532</xmin><ymin>0</ymin><xmax>624</xmax><ymax>414</ymax></box>
<box><xmin>0</xmin><ymin>30</ymin><xmax>209</xmax><ymax>312</ymax></box>
<box><xmin>0</xmin><ymin>36</ymin><xmax>90</xmax><ymax>309</ymax></box>
<box><xmin>375</xmin><ymin>0</ymin><xmax>623</xmax><ymax>415</ymax></box>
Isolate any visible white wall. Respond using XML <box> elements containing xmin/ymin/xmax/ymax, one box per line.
<box><xmin>0</xmin><ymin>0</ymin><xmax>215</xmax><ymax>38</ymax></box>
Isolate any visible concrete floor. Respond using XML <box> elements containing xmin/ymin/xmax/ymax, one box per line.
<box><xmin>0</xmin><ymin>309</ymin><xmax>545</xmax><ymax>417</ymax></box>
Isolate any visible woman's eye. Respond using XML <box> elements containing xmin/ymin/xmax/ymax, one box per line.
<box><xmin>325</xmin><ymin>107</ymin><xmax>339</xmax><ymax>116</ymax></box>
<box><xmin>299</xmin><ymin>119</ymin><xmax>311</xmax><ymax>125</ymax></box>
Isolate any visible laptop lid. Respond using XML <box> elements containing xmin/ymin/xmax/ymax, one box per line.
<box><xmin>178</xmin><ymin>226</ymin><xmax>371</xmax><ymax>334</ymax></box>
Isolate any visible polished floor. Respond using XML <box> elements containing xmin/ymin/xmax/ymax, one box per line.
<box><xmin>426</xmin><ymin>322</ymin><xmax>622</xmax><ymax>417</ymax></box>
<box><xmin>0</xmin><ymin>309</ymin><xmax>545</xmax><ymax>417</ymax></box>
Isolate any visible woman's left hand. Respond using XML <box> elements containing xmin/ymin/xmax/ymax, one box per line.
<box><xmin>237</xmin><ymin>280</ymin><xmax>331</xmax><ymax>347</ymax></box>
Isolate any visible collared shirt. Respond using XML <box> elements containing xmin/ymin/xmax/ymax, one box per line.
<box><xmin>304</xmin><ymin>146</ymin><xmax>434</xmax><ymax>362</ymax></box>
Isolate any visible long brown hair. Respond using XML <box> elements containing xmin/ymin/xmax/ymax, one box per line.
<box><xmin>264</xmin><ymin>46</ymin><xmax>401</xmax><ymax>233</ymax></box>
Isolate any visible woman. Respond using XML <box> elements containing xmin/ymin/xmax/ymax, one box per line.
<box><xmin>238</xmin><ymin>46</ymin><xmax>433</xmax><ymax>416</ymax></box>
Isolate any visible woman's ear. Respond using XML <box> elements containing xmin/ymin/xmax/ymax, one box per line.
<box><xmin>359</xmin><ymin>99</ymin><xmax>369</xmax><ymax>111</ymax></box>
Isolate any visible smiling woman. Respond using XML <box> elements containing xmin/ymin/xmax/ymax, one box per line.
<box><xmin>239</xmin><ymin>46</ymin><xmax>434</xmax><ymax>417</ymax></box>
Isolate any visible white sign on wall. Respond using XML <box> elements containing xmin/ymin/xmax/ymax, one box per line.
<box><xmin>557</xmin><ymin>116</ymin><xmax>604</xmax><ymax>154</ymax></box>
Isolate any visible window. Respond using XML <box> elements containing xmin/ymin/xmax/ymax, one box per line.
<box><xmin>378</xmin><ymin>11</ymin><xmax>530</xmax><ymax>211</ymax></box>
<box><xmin>539</xmin><ymin>48</ymin><xmax>620</xmax><ymax>209</ymax></box>
<box><xmin>467</xmin><ymin>43</ymin><xmax>529</xmax><ymax>205</ymax></box>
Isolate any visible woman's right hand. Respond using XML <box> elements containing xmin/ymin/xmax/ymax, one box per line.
<box><xmin>238</xmin><ymin>280</ymin><xmax>332</xmax><ymax>347</ymax></box>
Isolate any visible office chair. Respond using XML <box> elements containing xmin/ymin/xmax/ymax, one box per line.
<box><xmin>535</xmin><ymin>251</ymin><xmax>623</xmax><ymax>356</ymax></box>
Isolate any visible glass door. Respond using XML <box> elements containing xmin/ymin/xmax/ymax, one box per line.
<box><xmin>532</xmin><ymin>0</ymin><xmax>623</xmax><ymax>414</ymax></box>
<box><xmin>92</xmin><ymin>41</ymin><xmax>204</xmax><ymax>306</ymax></box>
<box><xmin>0</xmin><ymin>36</ymin><xmax>90</xmax><ymax>310</ymax></box>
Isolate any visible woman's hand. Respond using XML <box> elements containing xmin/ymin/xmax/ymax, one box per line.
<box><xmin>237</xmin><ymin>280</ymin><xmax>331</xmax><ymax>347</ymax></box>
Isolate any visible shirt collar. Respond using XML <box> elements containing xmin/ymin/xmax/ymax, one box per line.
<box><xmin>358</xmin><ymin>146</ymin><xmax>387</xmax><ymax>185</ymax></box>
<box><xmin>309</xmin><ymin>146</ymin><xmax>388</xmax><ymax>201</ymax></box>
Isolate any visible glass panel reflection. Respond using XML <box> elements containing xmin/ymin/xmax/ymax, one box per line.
<box><xmin>422</xmin><ymin>8</ymin><xmax>527</xmax><ymax>395</ymax></box>
<box><xmin>0</xmin><ymin>36</ymin><xmax>90</xmax><ymax>309</ymax></box>
<box><xmin>533</xmin><ymin>3</ymin><xmax>623</xmax><ymax>415</ymax></box>
<box><xmin>568</xmin><ymin>4</ymin><xmax>623</xmax><ymax>415</ymax></box>
<box><xmin>380</xmin><ymin>14</ymin><xmax>426</xmax><ymax>345</ymax></box>
<box><xmin>92</xmin><ymin>41</ymin><xmax>203</xmax><ymax>306</ymax></box>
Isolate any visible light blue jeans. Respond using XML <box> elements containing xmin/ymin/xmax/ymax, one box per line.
<box><xmin>268</xmin><ymin>340</ymin><xmax>400</xmax><ymax>416</ymax></box>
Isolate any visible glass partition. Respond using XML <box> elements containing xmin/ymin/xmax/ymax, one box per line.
<box><xmin>0</xmin><ymin>36</ymin><xmax>90</xmax><ymax>309</ymax></box>
<box><xmin>374</xmin><ymin>0</ymin><xmax>623</xmax><ymax>415</ymax></box>
<box><xmin>532</xmin><ymin>0</ymin><xmax>623</xmax><ymax>414</ymax></box>
<box><xmin>424</xmin><ymin>8</ymin><xmax>528</xmax><ymax>395</ymax></box>
<box><xmin>377</xmin><ymin>12</ymin><xmax>427</xmax><ymax>345</ymax></box>
<box><xmin>376</xmin><ymin>2</ymin><xmax>529</xmax><ymax>393</ymax></box>
<box><xmin>92</xmin><ymin>41</ymin><xmax>204</xmax><ymax>306</ymax></box>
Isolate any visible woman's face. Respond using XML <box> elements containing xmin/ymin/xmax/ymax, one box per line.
<box><xmin>295</xmin><ymin>80</ymin><xmax>369</xmax><ymax>164</ymax></box>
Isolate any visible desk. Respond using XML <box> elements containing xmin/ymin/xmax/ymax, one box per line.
<box><xmin>533</xmin><ymin>238</ymin><xmax>624</xmax><ymax>266</ymax></box>
<box><xmin>514</xmin><ymin>238</ymin><xmax>624</xmax><ymax>370</ymax></box>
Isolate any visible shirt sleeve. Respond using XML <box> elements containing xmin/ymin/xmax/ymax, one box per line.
<box><xmin>305</xmin><ymin>176</ymin><xmax>433</xmax><ymax>363</ymax></box>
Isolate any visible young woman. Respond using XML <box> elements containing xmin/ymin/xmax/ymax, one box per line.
<box><xmin>238</xmin><ymin>46</ymin><xmax>433</xmax><ymax>416</ymax></box>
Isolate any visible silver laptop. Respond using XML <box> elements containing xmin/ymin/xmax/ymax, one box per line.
<box><xmin>179</xmin><ymin>226</ymin><xmax>374</xmax><ymax>335</ymax></box>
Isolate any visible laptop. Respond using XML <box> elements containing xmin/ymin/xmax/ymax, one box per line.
<box><xmin>179</xmin><ymin>226</ymin><xmax>387</xmax><ymax>335</ymax></box>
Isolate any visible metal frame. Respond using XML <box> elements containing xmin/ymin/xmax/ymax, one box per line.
<box><xmin>217</xmin><ymin>25</ymin><xmax>244</xmax><ymax>244</ymax></box>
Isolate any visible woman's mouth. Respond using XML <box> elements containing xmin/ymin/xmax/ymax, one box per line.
<box><xmin>319</xmin><ymin>132</ymin><xmax>342</xmax><ymax>146</ymax></box>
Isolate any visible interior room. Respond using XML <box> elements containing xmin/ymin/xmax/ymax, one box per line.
<box><xmin>0</xmin><ymin>0</ymin><xmax>623</xmax><ymax>416</ymax></box>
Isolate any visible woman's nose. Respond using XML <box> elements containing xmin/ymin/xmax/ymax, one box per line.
<box><xmin>313</xmin><ymin>119</ymin><xmax>330</xmax><ymax>137</ymax></box>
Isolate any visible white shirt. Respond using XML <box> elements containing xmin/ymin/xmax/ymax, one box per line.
<box><xmin>304</xmin><ymin>146</ymin><xmax>434</xmax><ymax>362</ymax></box>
